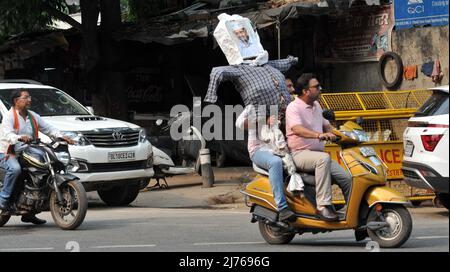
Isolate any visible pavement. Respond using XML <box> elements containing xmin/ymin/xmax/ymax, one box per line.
<box><xmin>88</xmin><ymin>167</ymin><xmax>255</xmax><ymax>209</ymax></box>
<box><xmin>88</xmin><ymin>166</ymin><xmax>439</xmax><ymax>210</ymax></box>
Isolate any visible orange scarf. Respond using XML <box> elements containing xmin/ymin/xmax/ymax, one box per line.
<box><xmin>5</xmin><ymin>108</ymin><xmax>39</xmax><ymax>159</ymax></box>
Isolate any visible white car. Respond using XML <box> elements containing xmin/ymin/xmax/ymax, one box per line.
<box><xmin>0</xmin><ymin>81</ymin><xmax>154</xmax><ymax>206</ymax></box>
<box><xmin>402</xmin><ymin>85</ymin><xmax>449</xmax><ymax>209</ymax></box>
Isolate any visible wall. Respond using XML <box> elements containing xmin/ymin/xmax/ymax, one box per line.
<box><xmin>391</xmin><ymin>25</ymin><xmax>449</xmax><ymax>90</ymax></box>
<box><xmin>324</xmin><ymin>25</ymin><xmax>449</xmax><ymax>92</ymax></box>
<box><xmin>327</xmin><ymin>62</ymin><xmax>381</xmax><ymax>92</ymax></box>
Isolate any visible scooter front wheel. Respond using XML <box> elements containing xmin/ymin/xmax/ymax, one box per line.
<box><xmin>258</xmin><ymin>221</ymin><xmax>295</xmax><ymax>244</ymax></box>
<box><xmin>367</xmin><ymin>204</ymin><xmax>412</xmax><ymax>248</ymax></box>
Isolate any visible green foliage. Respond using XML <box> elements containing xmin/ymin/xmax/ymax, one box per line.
<box><xmin>0</xmin><ymin>0</ymin><xmax>68</xmax><ymax>42</ymax></box>
<box><xmin>128</xmin><ymin>0</ymin><xmax>170</xmax><ymax>22</ymax></box>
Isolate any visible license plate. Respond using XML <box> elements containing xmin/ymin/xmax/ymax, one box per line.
<box><xmin>108</xmin><ymin>151</ymin><xmax>135</xmax><ymax>162</ymax></box>
<box><xmin>404</xmin><ymin>141</ymin><xmax>414</xmax><ymax>157</ymax></box>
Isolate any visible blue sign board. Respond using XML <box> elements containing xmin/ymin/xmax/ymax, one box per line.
<box><xmin>394</xmin><ymin>0</ymin><xmax>449</xmax><ymax>29</ymax></box>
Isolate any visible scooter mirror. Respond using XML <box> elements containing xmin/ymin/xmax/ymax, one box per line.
<box><xmin>156</xmin><ymin>119</ymin><xmax>163</xmax><ymax>126</ymax></box>
<box><xmin>322</xmin><ymin>109</ymin><xmax>335</xmax><ymax>121</ymax></box>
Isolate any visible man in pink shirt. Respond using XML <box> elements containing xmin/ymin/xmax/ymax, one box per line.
<box><xmin>285</xmin><ymin>74</ymin><xmax>351</xmax><ymax>221</ymax></box>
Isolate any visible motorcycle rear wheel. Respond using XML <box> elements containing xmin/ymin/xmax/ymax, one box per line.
<box><xmin>0</xmin><ymin>215</ymin><xmax>11</xmax><ymax>227</ymax></box>
<box><xmin>50</xmin><ymin>180</ymin><xmax>87</xmax><ymax>230</ymax></box>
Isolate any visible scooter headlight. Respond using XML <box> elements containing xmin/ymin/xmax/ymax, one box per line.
<box><xmin>360</xmin><ymin>147</ymin><xmax>377</xmax><ymax>157</ymax></box>
<box><xmin>342</xmin><ymin>129</ymin><xmax>369</xmax><ymax>142</ymax></box>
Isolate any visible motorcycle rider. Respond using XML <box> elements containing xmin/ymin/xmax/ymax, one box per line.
<box><xmin>285</xmin><ymin>74</ymin><xmax>352</xmax><ymax>221</ymax></box>
<box><xmin>0</xmin><ymin>89</ymin><xmax>74</xmax><ymax>224</ymax></box>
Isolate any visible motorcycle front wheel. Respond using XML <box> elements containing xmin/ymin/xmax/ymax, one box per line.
<box><xmin>50</xmin><ymin>180</ymin><xmax>87</xmax><ymax>230</ymax></box>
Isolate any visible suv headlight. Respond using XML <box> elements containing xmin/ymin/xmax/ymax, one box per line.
<box><xmin>139</xmin><ymin>129</ymin><xmax>147</xmax><ymax>143</ymax></box>
<box><xmin>61</xmin><ymin>131</ymin><xmax>91</xmax><ymax>146</ymax></box>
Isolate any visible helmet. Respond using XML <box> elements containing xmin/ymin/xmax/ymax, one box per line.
<box><xmin>21</xmin><ymin>146</ymin><xmax>48</xmax><ymax>169</ymax></box>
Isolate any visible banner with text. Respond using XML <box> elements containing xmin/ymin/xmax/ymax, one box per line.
<box><xmin>394</xmin><ymin>0</ymin><xmax>449</xmax><ymax>29</ymax></box>
<box><xmin>315</xmin><ymin>5</ymin><xmax>394</xmax><ymax>63</ymax></box>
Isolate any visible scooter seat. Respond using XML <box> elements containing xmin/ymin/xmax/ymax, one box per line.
<box><xmin>253</xmin><ymin>163</ymin><xmax>316</xmax><ymax>186</ymax></box>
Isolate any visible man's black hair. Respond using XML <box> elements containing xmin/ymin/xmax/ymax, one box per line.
<box><xmin>10</xmin><ymin>88</ymin><xmax>28</xmax><ymax>106</ymax></box>
<box><xmin>295</xmin><ymin>73</ymin><xmax>316</xmax><ymax>95</ymax></box>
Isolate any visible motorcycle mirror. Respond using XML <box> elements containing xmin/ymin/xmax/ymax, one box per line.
<box><xmin>322</xmin><ymin>109</ymin><xmax>335</xmax><ymax>121</ymax></box>
<box><xmin>156</xmin><ymin>119</ymin><xmax>163</xmax><ymax>126</ymax></box>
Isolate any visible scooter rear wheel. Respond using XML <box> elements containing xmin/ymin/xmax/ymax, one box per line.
<box><xmin>366</xmin><ymin>204</ymin><xmax>412</xmax><ymax>248</ymax></box>
<box><xmin>258</xmin><ymin>221</ymin><xmax>295</xmax><ymax>244</ymax></box>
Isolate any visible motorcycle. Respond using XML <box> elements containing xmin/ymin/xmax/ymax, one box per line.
<box><xmin>0</xmin><ymin>138</ymin><xmax>88</xmax><ymax>230</ymax></box>
<box><xmin>241</xmin><ymin>118</ymin><xmax>413</xmax><ymax>248</ymax></box>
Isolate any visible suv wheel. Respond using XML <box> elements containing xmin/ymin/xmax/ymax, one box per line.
<box><xmin>97</xmin><ymin>181</ymin><xmax>140</xmax><ymax>206</ymax></box>
<box><xmin>437</xmin><ymin>193</ymin><xmax>449</xmax><ymax>210</ymax></box>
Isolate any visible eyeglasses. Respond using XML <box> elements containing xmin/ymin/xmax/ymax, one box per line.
<box><xmin>17</xmin><ymin>96</ymin><xmax>32</xmax><ymax>100</ymax></box>
<box><xmin>309</xmin><ymin>84</ymin><xmax>322</xmax><ymax>90</ymax></box>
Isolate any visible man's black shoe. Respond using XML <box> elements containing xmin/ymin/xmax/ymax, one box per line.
<box><xmin>21</xmin><ymin>214</ymin><xmax>46</xmax><ymax>225</ymax></box>
<box><xmin>279</xmin><ymin>208</ymin><xmax>297</xmax><ymax>222</ymax></box>
<box><xmin>0</xmin><ymin>201</ymin><xmax>6</xmax><ymax>211</ymax></box>
<box><xmin>316</xmin><ymin>206</ymin><xmax>339</xmax><ymax>221</ymax></box>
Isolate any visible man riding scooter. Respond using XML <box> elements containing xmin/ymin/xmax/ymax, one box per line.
<box><xmin>286</xmin><ymin>74</ymin><xmax>352</xmax><ymax>221</ymax></box>
<box><xmin>0</xmin><ymin>89</ymin><xmax>74</xmax><ymax>224</ymax></box>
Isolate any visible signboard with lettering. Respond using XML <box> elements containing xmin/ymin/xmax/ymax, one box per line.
<box><xmin>315</xmin><ymin>5</ymin><xmax>394</xmax><ymax>63</ymax></box>
<box><xmin>394</xmin><ymin>0</ymin><xmax>449</xmax><ymax>29</ymax></box>
<box><xmin>326</xmin><ymin>142</ymin><xmax>405</xmax><ymax>180</ymax></box>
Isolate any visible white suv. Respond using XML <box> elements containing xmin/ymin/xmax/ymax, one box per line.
<box><xmin>402</xmin><ymin>85</ymin><xmax>449</xmax><ymax>209</ymax></box>
<box><xmin>0</xmin><ymin>81</ymin><xmax>154</xmax><ymax>206</ymax></box>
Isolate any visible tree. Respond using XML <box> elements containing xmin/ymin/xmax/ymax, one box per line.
<box><xmin>0</xmin><ymin>0</ymin><xmax>78</xmax><ymax>43</ymax></box>
<box><xmin>0</xmin><ymin>0</ymin><xmax>127</xmax><ymax>120</ymax></box>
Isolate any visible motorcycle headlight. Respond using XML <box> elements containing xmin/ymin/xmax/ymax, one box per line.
<box><xmin>55</xmin><ymin>151</ymin><xmax>70</xmax><ymax>166</ymax></box>
<box><xmin>139</xmin><ymin>129</ymin><xmax>147</xmax><ymax>143</ymax></box>
<box><xmin>61</xmin><ymin>131</ymin><xmax>91</xmax><ymax>146</ymax></box>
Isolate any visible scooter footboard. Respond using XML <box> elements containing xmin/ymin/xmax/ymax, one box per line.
<box><xmin>365</xmin><ymin>186</ymin><xmax>409</xmax><ymax>208</ymax></box>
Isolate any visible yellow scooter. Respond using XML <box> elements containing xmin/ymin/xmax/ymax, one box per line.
<box><xmin>241</xmin><ymin>120</ymin><xmax>413</xmax><ymax>248</ymax></box>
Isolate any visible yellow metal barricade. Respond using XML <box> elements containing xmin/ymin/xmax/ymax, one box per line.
<box><xmin>321</xmin><ymin>90</ymin><xmax>435</xmax><ymax>204</ymax></box>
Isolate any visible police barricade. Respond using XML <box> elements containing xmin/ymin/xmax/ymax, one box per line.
<box><xmin>320</xmin><ymin>89</ymin><xmax>435</xmax><ymax>205</ymax></box>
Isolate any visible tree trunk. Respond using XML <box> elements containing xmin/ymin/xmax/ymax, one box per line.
<box><xmin>92</xmin><ymin>0</ymin><xmax>128</xmax><ymax>120</ymax></box>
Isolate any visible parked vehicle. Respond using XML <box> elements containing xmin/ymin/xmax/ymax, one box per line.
<box><xmin>0</xmin><ymin>138</ymin><xmax>87</xmax><ymax>230</ymax></box>
<box><xmin>402</xmin><ymin>85</ymin><xmax>449</xmax><ymax>210</ymax></box>
<box><xmin>148</xmin><ymin>112</ymin><xmax>205</xmax><ymax>189</ymax></box>
<box><xmin>242</xmin><ymin>116</ymin><xmax>413</xmax><ymax>248</ymax></box>
<box><xmin>0</xmin><ymin>81</ymin><xmax>154</xmax><ymax>206</ymax></box>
